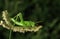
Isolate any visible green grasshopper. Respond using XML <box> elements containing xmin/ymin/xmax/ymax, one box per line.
<box><xmin>11</xmin><ymin>13</ymin><xmax>35</xmax><ymax>27</ymax></box>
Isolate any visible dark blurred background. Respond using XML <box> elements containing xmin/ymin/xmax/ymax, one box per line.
<box><xmin>0</xmin><ymin>0</ymin><xmax>60</xmax><ymax>39</ymax></box>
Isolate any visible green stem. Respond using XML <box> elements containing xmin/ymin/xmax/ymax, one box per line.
<box><xmin>12</xmin><ymin>0</ymin><xmax>18</xmax><ymax>13</ymax></box>
<box><xmin>9</xmin><ymin>29</ymin><xmax>12</xmax><ymax>39</ymax></box>
<box><xmin>5</xmin><ymin>0</ymin><xmax>9</xmax><ymax>10</ymax></box>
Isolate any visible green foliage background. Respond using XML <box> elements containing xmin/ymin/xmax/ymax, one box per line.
<box><xmin>0</xmin><ymin>0</ymin><xmax>60</xmax><ymax>39</ymax></box>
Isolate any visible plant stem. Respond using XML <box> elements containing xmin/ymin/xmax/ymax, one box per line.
<box><xmin>5</xmin><ymin>0</ymin><xmax>9</xmax><ymax>10</ymax></box>
<box><xmin>9</xmin><ymin>29</ymin><xmax>12</xmax><ymax>39</ymax></box>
